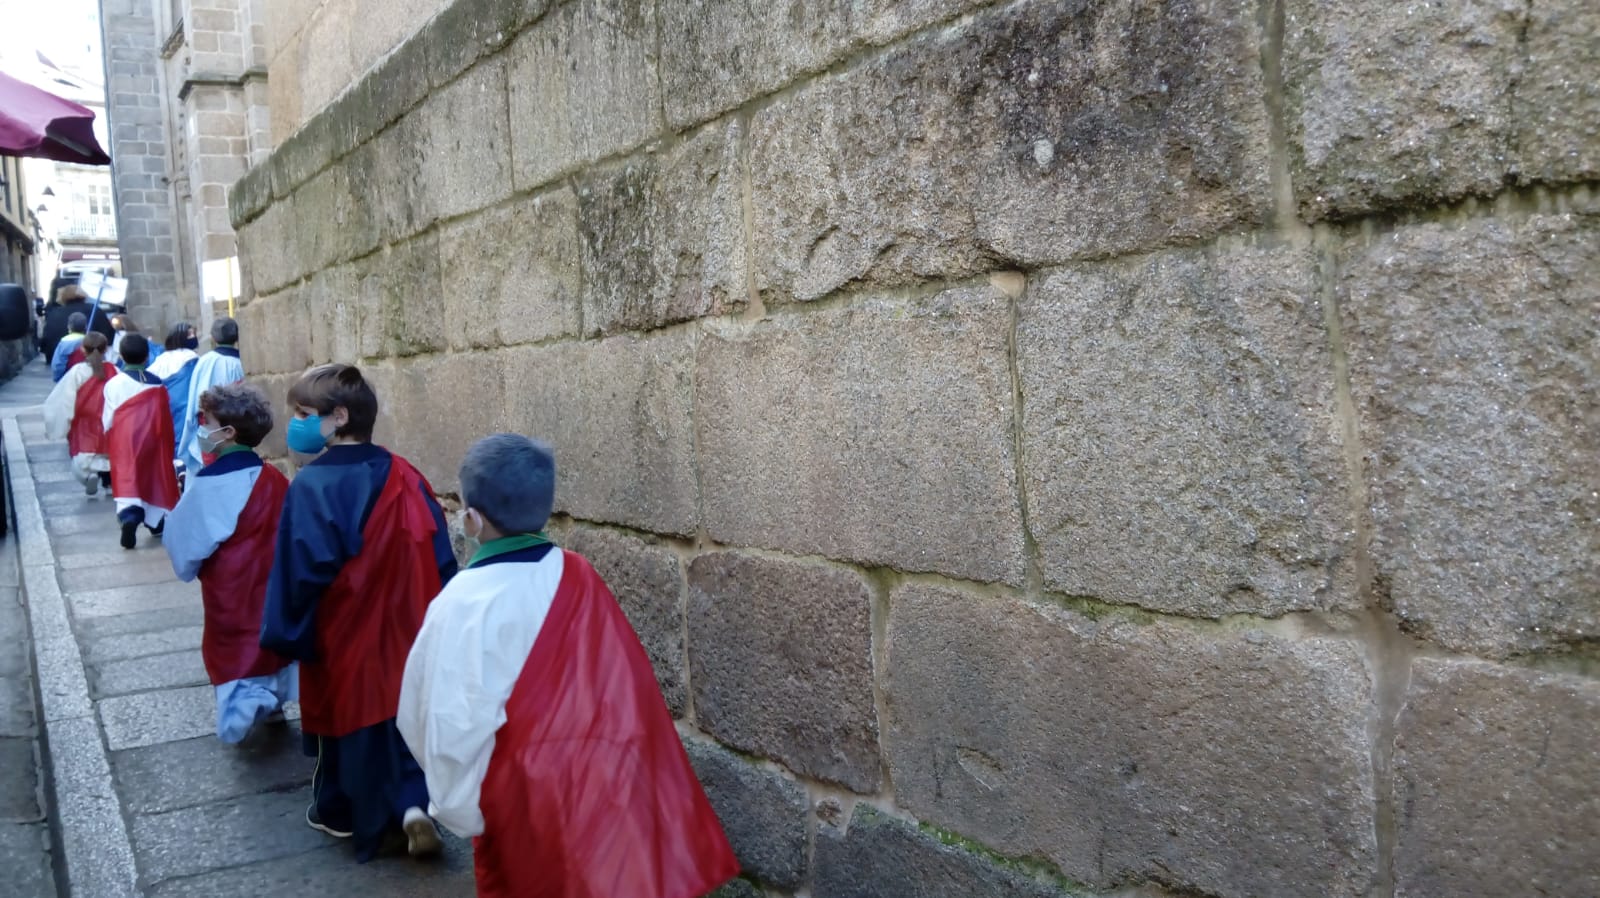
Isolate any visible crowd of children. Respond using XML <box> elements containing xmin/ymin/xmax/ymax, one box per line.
<box><xmin>42</xmin><ymin>323</ymin><xmax>737</xmax><ymax>896</ymax></box>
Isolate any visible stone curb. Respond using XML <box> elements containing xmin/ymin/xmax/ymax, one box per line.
<box><xmin>4</xmin><ymin>417</ymin><xmax>140</xmax><ymax>898</ymax></box>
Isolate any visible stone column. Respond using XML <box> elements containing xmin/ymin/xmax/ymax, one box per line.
<box><xmin>98</xmin><ymin>0</ymin><xmax>184</xmax><ymax>328</ymax></box>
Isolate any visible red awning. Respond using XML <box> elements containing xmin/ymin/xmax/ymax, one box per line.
<box><xmin>0</xmin><ymin>69</ymin><xmax>110</xmax><ymax>165</ymax></box>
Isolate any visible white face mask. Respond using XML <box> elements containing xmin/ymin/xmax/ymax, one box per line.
<box><xmin>460</xmin><ymin>508</ymin><xmax>484</xmax><ymax>547</ymax></box>
<box><xmin>196</xmin><ymin>422</ymin><xmax>233</xmax><ymax>456</ymax></box>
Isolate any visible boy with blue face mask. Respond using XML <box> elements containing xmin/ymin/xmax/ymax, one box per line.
<box><xmin>260</xmin><ymin>363</ymin><xmax>458</xmax><ymax>863</ymax></box>
<box><xmin>163</xmin><ymin>383</ymin><xmax>296</xmax><ymax>742</ymax></box>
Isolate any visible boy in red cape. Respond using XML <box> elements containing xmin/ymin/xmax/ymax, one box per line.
<box><xmin>43</xmin><ymin>331</ymin><xmax>116</xmax><ymax>497</ymax></box>
<box><xmin>100</xmin><ymin>334</ymin><xmax>181</xmax><ymax>548</ymax></box>
<box><xmin>260</xmin><ymin>364</ymin><xmax>456</xmax><ymax>862</ymax></box>
<box><xmin>398</xmin><ymin>434</ymin><xmax>738</xmax><ymax>898</ymax></box>
<box><xmin>163</xmin><ymin>383</ymin><xmax>295</xmax><ymax>743</ymax></box>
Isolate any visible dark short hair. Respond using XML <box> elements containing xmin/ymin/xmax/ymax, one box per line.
<box><xmin>287</xmin><ymin>363</ymin><xmax>377</xmax><ymax>442</ymax></box>
<box><xmin>212</xmin><ymin>316</ymin><xmax>238</xmax><ymax>346</ymax></box>
<box><xmin>119</xmin><ymin>333</ymin><xmax>150</xmax><ymax>365</ymax></box>
<box><xmin>460</xmin><ymin>434</ymin><xmax>556</xmax><ymax>534</ymax></box>
<box><xmin>164</xmin><ymin>321</ymin><xmax>193</xmax><ymax>351</ymax></box>
<box><xmin>67</xmin><ymin>312</ymin><xmax>87</xmax><ymax>333</ymax></box>
<box><xmin>80</xmin><ymin>332</ymin><xmax>109</xmax><ymax>353</ymax></box>
<box><xmin>199</xmin><ymin>383</ymin><xmax>273</xmax><ymax>448</ymax></box>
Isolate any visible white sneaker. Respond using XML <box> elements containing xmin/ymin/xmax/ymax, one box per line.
<box><xmin>402</xmin><ymin>806</ymin><xmax>442</xmax><ymax>858</ymax></box>
<box><xmin>82</xmin><ymin>474</ymin><xmax>98</xmax><ymax>496</ymax></box>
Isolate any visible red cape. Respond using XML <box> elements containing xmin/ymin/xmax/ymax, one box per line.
<box><xmin>67</xmin><ymin>363</ymin><xmax>116</xmax><ymax>457</ymax></box>
<box><xmin>200</xmin><ymin>464</ymin><xmax>293</xmax><ymax>684</ymax></box>
<box><xmin>68</xmin><ymin>344</ymin><xmax>85</xmax><ymax>369</ymax></box>
<box><xmin>107</xmin><ymin>385</ymin><xmax>180</xmax><ymax>509</ymax></box>
<box><xmin>299</xmin><ymin>456</ymin><xmax>443</xmax><ymax>737</ymax></box>
<box><xmin>473</xmin><ymin>552</ymin><xmax>738</xmax><ymax>898</ymax></box>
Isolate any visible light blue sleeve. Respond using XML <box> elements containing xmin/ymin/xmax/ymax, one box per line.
<box><xmin>179</xmin><ymin>354</ymin><xmax>244</xmax><ymax>472</ymax></box>
<box><xmin>163</xmin><ymin>467</ymin><xmax>259</xmax><ymax>581</ymax></box>
<box><xmin>50</xmin><ymin>342</ymin><xmax>72</xmax><ymax>382</ymax></box>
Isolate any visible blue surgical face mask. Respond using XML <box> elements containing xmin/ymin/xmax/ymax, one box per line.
<box><xmin>286</xmin><ymin>414</ymin><xmax>329</xmax><ymax>455</ymax></box>
<box><xmin>183</xmin><ymin>336</ymin><xmax>199</xmax><ymax>350</ymax></box>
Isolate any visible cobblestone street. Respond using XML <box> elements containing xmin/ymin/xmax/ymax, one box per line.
<box><xmin>2</xmin><ymin>360</ymin><xmax>475</xmax><ymax>896</ymax></box>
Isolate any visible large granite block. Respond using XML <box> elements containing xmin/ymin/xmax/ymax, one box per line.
<box><xmin>1394</xmin><ymin>659</ymin><xmax>1600</xmax><ymax>898</ymax></box>
<box><xmin>688</xmin><ymin>552</ymin><xmax>880</xmax><ymax>792</ymax></box>
<box><xmin>697</xmin><ymin>287</ymin><xmax>1025</xmax><ymax>585</ymax></box>
<box><xmin>1019</xmin><ymin>244</ymin><xmax>1357</xmax><ymax>616</ymax></box>
<box><xmin>577</xmin><ymin>120</ymin><xmax>746</xmax><ymax>335</ymax></box>
<box><xmin>1284</xmin><ymin>0</ymin><xmax>1522</xmax><ymax>219</ymax></box>
<box><xmin>1340</xmin><ymin>215</ymin><xmax>1600</xmax><ymax>656</ymax></box>
<box><xmin>750</xmin><ymin>0</ymin><xmax>1270</xmax><ymax>302</ymax></box>
<box><xmin>887</xmin><ymin>583</ymin><xmax>1377</xmax><ymax>898</ymax></box>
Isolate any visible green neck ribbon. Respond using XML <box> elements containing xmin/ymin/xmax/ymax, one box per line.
<box><xmin>467</xmin><ymin>532</ymin><xmax>552</xmax><ymax>569</ymax></box>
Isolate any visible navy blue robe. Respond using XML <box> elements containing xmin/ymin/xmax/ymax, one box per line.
<box><xmin>261</xmin><ymin>442</ymin><xmax>456</xmax><ymax>860</ymax></box>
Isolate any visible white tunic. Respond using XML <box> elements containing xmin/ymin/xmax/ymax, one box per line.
<box><xmin>148</xmin><ymin>348</ymin><xmax>198</xmax><ymax>379</ymax></box>
<box><xmin>102</xmin><ymin>372</ymin><xmax>173</xmax><ymax>524</ymax></box>
<box><xmin>42</xmin><ymin>362</ymin><xmax>112</xmax><ymax>476</ymax></box>
<box><xmin>397</xmin><ymin>548</ymin><xmax>565</xmax><ymax>838</ymax></box>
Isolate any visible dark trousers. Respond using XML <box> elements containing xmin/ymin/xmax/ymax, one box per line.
<box><xmin>307</xmin><ymin>719</ymin><xmax>430</xmax><ymax>862</ymax></box>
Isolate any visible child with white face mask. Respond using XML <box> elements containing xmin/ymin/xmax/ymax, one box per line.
<box><xmin>397</xmin><ymin>434</ymin><xmax>738</xmax><ymax>898</ymax></box>
<box><xmin>261</xmin><ymin>363</ymin><xmax>457</xmax><ymax>863</ymax></box>
<box><xmin>162</xmin><ymin>383</ymin><xmax>296</xmax><ymax>743</ymax></box>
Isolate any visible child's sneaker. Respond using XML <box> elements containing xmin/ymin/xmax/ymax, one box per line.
<box><xmin>306</xmin><ymin>806</ymin><xmax>353</xmax><ymax>839</ymax></box>
<box><xmin>402</xmin><ymin>806</ymin><xmax>442</xmax><ymax>858</ymax></box>
<box><xmin>119</xmin><ymin>519</ymin><xmax>137</xmax><ymax>550</ymax></box>
<box><xmin>82</xmin><ymin>474</ymin><xmax>98</xmax><ymax>496</ymax></box>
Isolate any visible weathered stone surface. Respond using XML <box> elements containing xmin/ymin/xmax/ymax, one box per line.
<box><xmin>0</xmin><ymin>738</ymin><xmax>39</xmax><ymax>821</ymax></box>
<box><xmin>1340</xmin><ymin>215</ymin><xmax>1600</xmax><ymax>656</ymax></box>
<box><xmin>0</xmin><ymin>824</ymin><xmax>54</xmax><ymax>898</ymax></box>
<box><xmin>420</xmin><ymin>57</ymin><xmax>512</xmax><ymax>221</ymax></box>
<box><xmin>1284</xmin><ymin>0</ymin><xmax>1521</xmax><ymax>220</ymax></box>
<box><xmin>347</xmin><ymin>110</ymin><xmax>434</xmax><ymax>244</ymax></box>
<box><xmin>371</xmin><ymin>352</ymin><xmax>508</xmax><ymax>494</ymax></box>
<box><xmin>82</xmin><ymin>626</ymin><xmax>204</xmax><ymax>666</ymax></box>
<box><xmin>375</xmin><ymin>232</ymin><xmax>447</xmax><ymax>358</ymax></box>
<box><xmin>345</xmin><ymin>24</ymin><xmax>433</xmax><ymax>149</ymax></box>
<box><xmin>659</xmin><ymin>0</ymin><xmax>852</xmax><ymax>128</ymax></box>
<box><xmin>698</xmin><ymin>289</ymin><xmax>1025</xmax><ymax>585</ymax></box>
<box><xmin>687</xmin><ymin>552</ymin><xmax>880</xmax><ymax>792</ymax></box>
<box><xmin>750</xmin><ymin>0</ymin><xmax>1270</xmax><ymax>303</ymax></box>
<box><xmin>706</xmin><ymin>879</ymin><xmax>761</xmax><ymax>898</ymax></box>
<box><xmin>112</xmin><ymin>728</ymin><xmax>309</xmax><ymax>815</ymax></box>
<box><xmin>424</xmin><ymin>0</ymin><xmax>550</xmax><ymax>90</ymax></box>
<box><xmin>130</xmin><ymin>788</ymin><xmax>327</xmax><ymax>886</ymax></box>
<box><xmin>851</xmin><ymin>0</ymin><xmax>990</xmax><ymax>45</ymax></box>
<box><xmin>508</xmin><ymin>0</ymin><xmax>662</xmax><ymax>191</ymax></box>
<box><xmin>577</xmin><ymin>120</ymin><xmax>746</xmax><ymax>336</ymax></box>
<box><xmin>68</xmin><ymin>581</ymin><xmax>201</xmax><ymax>620</ymax></box>
<box><xmin>684</xmin><ymin>739</ymin><xmax>809</xmax><ymax>889</ymax></box>
<box><xmin>1513</xmin><ymin>0</ymin><xmax>1600</xmax><ymax>185</ymax></box>
<box><xmin>814</xmin><ymin>806</ymin><xmax>1073</xmax><ymax>898</ymax></box>
<box><xmin>1019</xmin><ymin>244</ymin><xmax>1356</xmax><ymax>617</ymax></box>
<box><xmin>242</xmin><ymin>200</ymin><xmax>299</xmax><ymax>296</ymax></box>
<box><xmin>560</xmin><ymin>525</ymin><xmax>685</xmax><ymax>716</ymax></box>
<box><xmin>147</xmin><ymin>839</ymin><xmax>475</xmax><ymax>897</ymax></box>
<box><xmin>887</xmin><ymin>584</ymin><xmax>1377</xmax><ymax>898</ymax></box>
<box><xmin>99</xmin><ymin>685</ymin><xmax>215</xmax><ymax>751</ymax></box>
<box><xmin>89</xmin><ymin>651</ymin><xmax>209</xmax><ymax>699</ymax></box>
<box><xmin>500</xmin><ymin>331</ymin><xmax>698</xmax><ymax>535</ymax></box>
<box><xmin>439</xmin><ymin>187</ymin><xmax>581</xmax><ymax>351</ymax></box>
<box><xmin>1394</xmin><ymin>660</ymin><xmax>1600</xmax><ymax>898</ymax></box>
<box><xmin>58</xmin><ymin>556</ymin><xmax>179</xmax><ymax>593</ymax></box>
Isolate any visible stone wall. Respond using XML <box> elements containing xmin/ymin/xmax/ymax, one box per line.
<box><xmin>230</xmin><ymin>1</ymin><xmax>1600</xmax><ymax>896</ymax></box>
<box><xmin>99</xmin><ymin>0</ymin><xmax>187</xmax><ymax>326</ymax></box>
